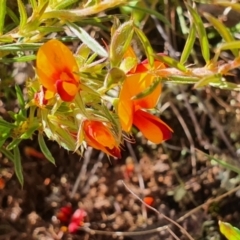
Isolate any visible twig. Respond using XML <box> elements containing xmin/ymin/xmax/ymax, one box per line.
<box><xmin>162</xmin><ymin>144</ymin><xmax>198</xmax><ymax>207</ymax></box>
<box><xmin>170</xmin><ymin>102</ymin><xmax>197</xmax><ymax>175</ymax></box>
<box><xmin>168</xmin><ymin>227</ymin><xmax>181</xmax><ymax>240</ymax></box>
<box><xmin>177</xmin><ymin>184</ymin><xmax>240</xmax><ymax>223</ymax></box>
<box><xmin>70</xmin><ymin>147</ymin><xmax>93</xmax><ymax>199</ymax></box>
<box><xmin>180</xmin><ymin>88</ymin><xmax>221</xmax><ymax>153</ymax></box>
<box><xmin>122</xmin><ymin>181</ymin><xmax>195</xmax><ymax>240</ymax></box>
<box><xmin>80</xmin><ymin>224</ymin><xmax>168</xmax><ymax>237</ymax></box>
<box><xmin>198</xmin><ymin>96</ymin><xmax>237</xmax><ymax>159</ymax></box>
<box><xmin>126</xmin><ymin>142</ymin><xmax>148</xmax><ymax>221</ymax></box>
<box><xmin>81</xmin><ymin>151</ymin><xmax>105</xmax><ymax>195</ymax></box>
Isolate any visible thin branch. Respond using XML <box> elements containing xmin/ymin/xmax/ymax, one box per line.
<box><xmin>170</xmin><ymin>102</ymin><xmax>197</xmax><ymax>175</ymax></box>
<box><xmin>80</xmin><ymin>224</ymin><xmax>168</xmax><ymax>237</ymax></box>
<box><xmin>122</xmin><ymin>181</ymin><xmax>195</xmax><ymax>240</ymax></box>
<box><xmin>70</xmin><ymin>147</ymin><xmax>93</xmax><ymax>199</ymax></box>
<box><xmin>198</xmin><ymin>96</ymin><xmax>237</xmax><ymax>159</ymax></box>
<box><xmin>177</xmin><ymin>184</ymin><xmax>240</xmax><ymax>223</ymax></box>
<box><xmin>126</xmin><ymin>141</ymin><xmax>148</xmax><ymax>221</ymax></box>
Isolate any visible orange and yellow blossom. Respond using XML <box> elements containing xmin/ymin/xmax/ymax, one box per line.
<box><xmin>118</xmin><ymin>57</ymin><xmax>173</xmax><ymax>144</ymax></box>
<box><xmin>83</xmin><ymin>120</ymin><xmax>121</xmax><ymax>158</ymax></box>
<box><xmin>36</xmin><ymin>39</ymin><xmax>80</xmax><ymax>102</ymax></box>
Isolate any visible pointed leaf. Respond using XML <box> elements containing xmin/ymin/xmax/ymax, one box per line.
<box><xmin>0</xmin><ymin>0</ymin><xmax>7</xmax><ymax>35</ymax></box>
<box><xmin>219</xmin><ymin>221</ymin><xmax>240</xmax><ymax>240</ymax></box>
<box><xmin>20</xmin><ymin>123</ymin><xmax>39</xmax><ymax>139</ymax></box>
<box><xmin>154</xmin><ymin>54</ymin><xmax>188</xmax><ymax>72</ymax></box>
<box><xmin>13</xmin><ymin>146</ymin><xmax>24</xmax><ymax>186</ymax></box>
<box><xmin>194</xmin><ymin>74</ymin><xmax>222</xmax><ymax>89</ymax></box>
<box><xmin>162</xmin><ymin>75</ymin><xmax>200</xmax><ymax>84</ymax></box>
<box><xmin>29</xmin><ymin>0</ymin><xmax>37</xmax><ymax>9</ymax></box>
<box><xmin>131</xmin><ymin>77</ymin><xmax>161</xmax><ymax>100</ymax></box>
<box><xmin>216</xmin><ymin>2</ymin><xmax>240</xmax><ymax>12</ymax></box>
<box><xmin>38</xmin><ymin>133</ymin><xmax>55</xmax><ymax>165</ymax></box>
<box><xmin>15</xmin><ymin>85</ymin><xmax>25</xmax><ymax>111</ymax></box>
<box><xmin>186</xmin><ymin>4</ymin><xmax>210</xmax><ymax>63</ymax></box>
<box><xmin>104</xmin><ymin>67</ymin><xmax>126</xmax><ymax>89</ymax></box>
<box><xmin>67</xmin><ymin>22</ymin><xmax>108</xmax><ymax>57</ymax></box>
<box><xmin>110</xmin><ymin>20</ymin><xmax>134</xmax><ymax>67</ymax></box>
<box><xmin>216</xmin><ymin>41</ymin><xmax>240</xmax><ymax>53</ymax></box>
<box><xmin>6</xmin><ymin>138</ymin><xmax>22</xmax><ymax>150</ymax></box>
<box><xmin>17</xmin><ymin>0</ymin><xmax>28</xmax><ymax>30</ymax></box>
<box><xmin>0</xmin><ymin>117</ymin><xmax>15</xmax><ymax>128</ymax></box>
<box><xmin>180</xmin><ymin>24</ymin><xmax>196</xmax><ymax>64</ymax></box>
<box><xmin>196</xmin><ymin>150</ymin><xmax>240</xmax><ymax>175</ymax></box>
<box><xmin>128</xmin><ymin>4</ymin><xmax>171</xmax><ymax>27</ymax></box>
<box><xmin>6</xmin><ymin>7</ymin><xmax>20</xmax><ymax>25</ymax></box>
<box><xmin>53</xmin><ymin>0</ymin><xmax>79</xmax><ymax>10</ymax></box>
<box><xmin>0</xmin><ymin>146</ymin><xmax>14</xmax><ymax>162</ymax></box>
<box><xmin>203</xmin><ymin>12</ymin><xmax>238</xmax><ymax>57</ymax></box>
<box><xmin>134</xmin><ymin>27</ymin><xmax>154</xmax><ymax>68</ymax></box>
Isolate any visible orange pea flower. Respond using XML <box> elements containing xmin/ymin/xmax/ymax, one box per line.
<box><xmin>118</xmin><ymin>51</ymin><xmax>172</xmax><ymax>144</ymax></box>
<box><xmin>83</xmin><ymin>120</ymin><xmax>121</xmax><ymax>158</ymax></box>
<box><xmin>36</xmin><ymin>39</ymin><xmax>80</xmax><ymax>102</ymax></box>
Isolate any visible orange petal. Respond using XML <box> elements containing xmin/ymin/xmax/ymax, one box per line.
<box><xmin>83</xmin><ymin>120</ymin><xmax>120</xmax><ymax>158</ymax></box>
<box><xmin>36</xmin><ymin>39</ymin><xmax>79</xmax><ymax>91</ymax></box>
<box><xmin>122</xmin><ymin>73</ymin><xmax>162</xmax><ymax>109</ymax></box>
<box><xmin>124</xmin><ymin>46</ymin><xmax>137</xmax><ymax>59</ymax></box>
<box><xmin>118</xmin><ymin>99</ymin><xmax>133</xmax><ymax>132</ymax></box>
<box><xmin>133</xmin><ymin>109</ymin><xmax>173</xmax><ymax>144</ymax></box>
<box><xmin>123</xmin><ymin>46</ymin><xmax>138</xmax><ymax>73</ymax></box>
<box><xmin>56</xmin><ymin>80</ymin><xmax>78</xmax><ymax>102</ymax></box>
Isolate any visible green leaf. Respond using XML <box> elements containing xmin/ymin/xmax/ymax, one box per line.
<box><xmin>67</xmin><ymin>22</ymin><xmax>108</xmax><ymax>57</ymax></box>
<box><xmin>216</xmin><ymin>41</ymin><xmax>240</xmax><ymax>52</ymax></box>
<box><xmin>194</xmin><ymin>74</ymin><xmax>222</xmax><ymax>89</ymax></box>
<box><xmin>210</xmin><ymin>81</ymin><xmax>240</xmax><ymax>91</ymax></box>
<box><xmin>104</xmin><ymin>67</ymin><xmax>126</xmax><ymax>89</ymax></box>
<box><xmin>203</xmin><ymin>12</ymin><xmax>238</xmax><ymax>57</ymax></box>
<box><xmin>29</xmin><ymin>0</ymin><xmax>37</xmax><ymax>9</ymax></box>
<box><xmin>0</xmin><ymin>117</ymin><xmax>15</xmax><ymax>128</ymax></box>
<box><xmin>180</xmin><ymin>24</ymin><xmax>196</xmax><ymax>64</ymax></box>
<box><xmin>0</xmin><ymin>43</ymin><xmax>41</xmax><ymax>51</ymax></box>
<box><xmin>6</xmin><ymin>7</ymin><xmax>20</xmax><ymax>25</ymax></box>
<box><xmin>110</xmin><ymin>20</ymin><xmax>134</xmax><ymax>67</ymax></box>
<box><xmin>15</xmin><ymin>85</ymin><xmax>25</xmax><ymax>111</ymax></box>
<box><xmin>42</xmin><ymin>0</ymin><xmax>127</xmax><ymax>20</ymax></box>
<box><xmin>53</xmin><ymin>0</ymin><xmax>79</xmax><ymax>10</ymax></box>
<box><xmin>0</xmin><ymin>35</ymin><xmax>14</xmax><ymax>43</ymax></box>
<box><xmin>20</xmin><ymin>124</ymin><xmax>39</xmax><ymax>139</ymax></box>
<box><xmin>17</xmin><ymin>0</ymin><xmax>28</xmax><ymax>30</ymax></box>
<box><xmin>216</xmin><ymin>2</ymin><xmax>240</xmax><ymax>12</ymax></box>
<box><xmin>196</xmin><ymin>150</ymin><xmax>240</xmax><ymax>175</ymax></box>
<box><xmin>0</xmin><ymin>129</ymin><xmax>11</xmax><ymax>148</ymax></box>
<box><xmin>131</xmin><ymin>77</ymin><xmax>161</xmax><ymax>101</ymax></box>
<box><xmin>186</xmin><ymin>4</ymin><xmax>210</xmax><ymax>63</ymax></box>
<box><xmin>162</xmin><ymin>75</ymin><xmax>200</xmax><ymax>84</ymax></box>
<box><xmin>134</xmin><ymin>27</ymin><xmax>154</xmax><ymax>68</ymax></box>
<box><xmin>0</xmin><ymin>0</ymin><xmax>7</xmax><ymax>35</ymax></box>
<box><xmin>127</xmin><ymin>4</ymin><xmax>171</xmax><ymax>27</ymax></box>
<box><xmin>0</xmin><ymin>146</ymin><xmax>14</xmax><ymax>162</ymax></box>
<box><xmin>219</xmin><ymin>221</ymin><xmax>240</xmax><ymax>240</ymax></box>
<box><xmin>6</xmin><ymin>138</ymin><xmax>22</xmax><ymax>150</ymax></box>
<box><xmin>13</xmin><ymin>146</ymin><xmax>24</xmax><ymax>186</ymax></box>
<box><xmin>0</xmin><ymin>55</ymin><xmax>36</xmax><ymax>63</ymax></box>
<box><xmin>38</xmin><ymin>133</ymin><xmax>55</xmax><ymax>165</ymax></box>
<box><xmin>154</xmin><ymin>54</ymin><xmax>188</xmax><ymax>72</ymax></box>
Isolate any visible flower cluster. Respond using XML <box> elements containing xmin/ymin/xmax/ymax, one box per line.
<box><xmin>31</xmin><ymin>39</ymin><xmax>172</xmax><ymax>158</ymax></box>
